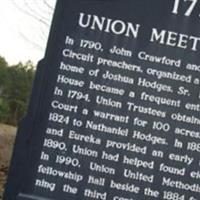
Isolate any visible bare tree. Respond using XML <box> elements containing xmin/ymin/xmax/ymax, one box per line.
<box><xmin>11</xmin><ymin>0</ymin><xmax>56</xmax><ymax>50</ymax></box>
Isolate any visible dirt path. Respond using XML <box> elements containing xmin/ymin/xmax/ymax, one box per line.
<box><xmin>0</xmin><ymin>124</ymin><xmax>16</xmax><ymax>200</ymax></box>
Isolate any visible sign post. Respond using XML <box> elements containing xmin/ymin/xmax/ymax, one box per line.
<box><xmin>4</xmin><ymin>1</ymin><xmax>200</xmax><ymax>200</ymax></box>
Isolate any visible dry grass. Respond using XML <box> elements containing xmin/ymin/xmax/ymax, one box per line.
<box><xmin>0</xmin><ymin>124</ymin><xmax>16</xmax><ymax>200</ymax></box>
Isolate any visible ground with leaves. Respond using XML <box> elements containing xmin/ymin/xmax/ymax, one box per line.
<box><xmin>0</xmin><ymin>124</ymin><xmax>16</xmax><ymax>200</ymax></box>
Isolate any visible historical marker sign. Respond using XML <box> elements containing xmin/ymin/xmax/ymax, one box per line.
<box><xmin>3</xmin><ymin>0</ymin><xmax>200</xmax><ymax>200</ymax></box>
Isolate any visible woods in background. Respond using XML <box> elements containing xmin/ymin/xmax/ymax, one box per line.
<box><xmin>0</xmin><ymin>56</ymin><xmax>35</xmax><ymax>126</ymax></box>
